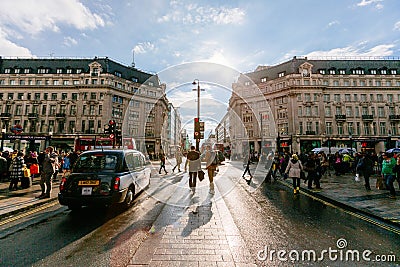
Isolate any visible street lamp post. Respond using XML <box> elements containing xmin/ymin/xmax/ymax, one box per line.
<box><xmin>192</xmin><ymin>79</ymin><xmax>204</xmax><ymax>151</ymax></box>
<box><xmin>1</xmin><ymin>128</ymin><xmax>6</xmax><ymax>151</ymax></box>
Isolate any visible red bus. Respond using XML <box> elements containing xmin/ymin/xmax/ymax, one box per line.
<box><xmin>74</xmin><ymin>137</ymin><xmax>136</xmax><ymax>151</ymax></box>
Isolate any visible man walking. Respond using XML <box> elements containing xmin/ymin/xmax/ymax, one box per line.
<box><xmin>172</xmin><ymin>148</ymin><xmax>183</xmax><ymax>172</ymax></box>
<box><xmin>185</xmin><ymin>146</ymin><xmax>201</xmax><ymax>193</ymax></box>
<box><xmin>36</xmin><ymin>146</ymin><xmax>58</xmax><ymax>199</ymax></box>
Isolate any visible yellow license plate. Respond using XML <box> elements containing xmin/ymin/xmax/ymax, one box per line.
<box><xmin>78</xmin><ymin>180</ymin><xmax>100</xmax><ymax>186</ymax></box>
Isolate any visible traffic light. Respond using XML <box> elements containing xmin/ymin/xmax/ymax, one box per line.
<box><xmin>104</xmin><ymin>125</ymin><xmax>110</xmax><ymax>134</ymax></box>
<box><xmin>108</xmin><ymin>120</ymin><xmax>116</xmax><ymax>133</ymax></box>
<box><xmin>115</xmin><ymin>129</ymin><xmax>122</xmax><ymax>145</ymax></box>
<box><xmin>194</xmin><ymin>118</ymin><xmax>200</xmax><ymax>139</ymax></box>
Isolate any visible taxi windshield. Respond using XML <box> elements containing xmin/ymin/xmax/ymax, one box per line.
<box><xmin>73</xmin><ymin>153</ymin><xmax>120</xmax><ymax>172</ymax></box>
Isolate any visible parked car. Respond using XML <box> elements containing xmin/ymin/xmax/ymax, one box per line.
<box><xmin>58</xmin><ymin>149</ymin><xmax>150</xmax><ymax>210</ymax></box>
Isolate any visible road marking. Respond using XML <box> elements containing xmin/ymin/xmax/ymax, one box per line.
<box><xmin>277</xmin><ymin>180</ymin><xmax>400</xmax><ymax>236</ymax></box>
<box><xmin>0</xmin><ymin>201</ymin><xmax>59</xmax><ymax>226</ymax></box>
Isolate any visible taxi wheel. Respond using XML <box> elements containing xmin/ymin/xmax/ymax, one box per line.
<box><xmin>123</xmin><ymin>186</ymin><xmax>135</xmax><ymax>209</ymax></box>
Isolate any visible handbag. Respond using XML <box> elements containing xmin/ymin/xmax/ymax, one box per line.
<box><xmin>300</xmin><ymin>171</ymin><xmax>306</xmax><ymax>180</ymax></box>
<box><xmin>198</xmin><ymin>169</ymin><xmax>205</xmax><ymax>181</ymax></box>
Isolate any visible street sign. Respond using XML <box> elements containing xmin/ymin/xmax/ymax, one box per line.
<box><xmin>109</xmin><ymin>133</ymin><xmax>115</xmax><ymax>139</ymax></box>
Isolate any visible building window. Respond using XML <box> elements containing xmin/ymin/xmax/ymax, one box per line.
<box><xmin>67</xmin><ymin>68</ymin><xmax>72</xmax><ymax>74</ymax></box>
<box><xmin>360</xmin><ymin>94</ymin><xmax>367</xmax><ymax>102</ymax></box>
<box><xmin>319</xmin><ymin>69</ymin><xmax>326</xmax><ymax>75</ymax></box>
<box><xmin>323</xmin><ymin>94</ymin><xmax>330</xmax><ymax>102</ymax></box>
<box><xmin>73</xmin><ymin>80</ymin><xmax>79</xmax><ymax>85</ymax></box>
<box><xmin>89</xmin><ymin>105</ymin><xmax>95</xmax><ymax>116</ymax></box>
<box><xmin>345</xmin><ymin>94</ymin><xmax>351</xmax><ymax>102</ymax></box>
<box><xmin>390</xmin><ymin>69</ymin><xmax>397</xmax><ymax>75</ymax></box>
<box><xmin>376</xmin><ymin>80</ymin><xmax>381</xmax><ymax>86</ymax></box>
<box><xmin>298</xmin><ymin>106</ymin><xmax>302</xmax><ymax>117</ymax></box>
<box><xmin>69</xmin><ymin>121</ymin><xmax>75</xmax><ymax>133</ymax></box>
<box><xmin>18</xmin><ymin>93</ymin><xmax>24</xmax><ymax>100</ymax></box>
<box><xmin>370</xmin><ymin>69</ymin><xmax>377</xmax><ymax>74</ymax></box>
<box><xmin>333</xmin><ymin>80</ymin><xmax>339</xmax><ymax>86</ymax></box>
<box><xmin>4</xmin><ymin>68</ymin><xmax>11</xmax><ymax>74</ymax></box>
<box><xmin>380</xmin><ymin>69</ymin><xmax>387</xmax><ymax>75</ymax></box>
<box><xmin>329</xmin><ymin>69</ymin><xmax>336</xmax><ymax>75</ymax></box>
<box><xmin>339</xmin><ymin>69</ymin><xmax>346</xmax><ymax>75</ymax></box>
<box><xmin>362</xmin><ymin>107</ymin><xmax>368</xmax><ymax>115</ymax></box>
<box><xmin>348</xmin><ymin>122</ymin><xmax>354</xmax><ymax>135</ymax></box>
<box><xmin>304</xmin><ymin>93</ymin><xmax>311</xmax><ymax>102</ymax></box>
<box><xmin>90</xmin><ymin>93</ymin><xmax>96</xmax><ymax>100</ymax></box>
<box><xmin>62</xmin><ymin>93</ymin><xmax>68</xmax><ymax>100</ymax></box>
<box><xmin>334</xmin><ymin>94</ymin><xmax>340</xmax><ymax>102</ymax></box>
<box><xmin>355</xmin><ymin>106</ymin><xmax>360</xmax><ymax>117</ymax></box>
<box><xmin>57</xmin><ymin>69</ymin><xmax>63</xmax><ymax>74</ymax></box>
<box><xmin>325</xmin><ymin>106</ymin><xmax>331</xmax><ymax>117</ymax></box>
<box><xmin>278</xmin><ymin>72</ymin><xmax>285</xmax><ymax>78</ymax></box>
<box><xmin>335</xmin><ymin>106</ymin><xmax>342</xmax><ymax>115</ymax></box>
<box><xmin>379</xmin><ymin>122</ymin><xmax>386</xmax><ymax>135</ymax></box>
<box><xmin>53</xmin><ymin>80</ymin><xmax>59</xmax><ymax>85</ymax></box>
<box><xmin>313</xmin><ymin>106</ymin><xmax>318</xmax><ymax>116</ymax></box>
<box><xmin>15</xmin><ymin>105</ymin><xmax>22</xmax><ymax>116</ymax></box>
<box><xmin>72</xmin><ymin>93</ymin><xmax>78</xmax><ymax>101</ymax></box>
<box><xmin>326</xmin><ymin>122</ymin><xmax>332</xmax><ymax>135</ymax></box>
<box><xmin>42</xmin><ymin>105</ymin><xmax>47</xmax><ymax>115</ymax></box>
<box><xmin>346</xmin><ymin>106</ymin><xmax>352</xmax><ymax>117</ymax></box>
<box><xmin>305</xmin><ymin>107</ymin><xmax>311</xmax><ymax>116</ymax></box>
<box><xmin>261</xmin><ymin>77</ymin><xmax>267</xmax><ymax>83</ymax></box>
<box><xmin>51</xmin><ymin>93</ymin><xmax>57</xmax><ymax>100</ymax></box>
<box><xmin>50</xmin><ymin>105</ymin><xmax>56</xmax><ymax>115</ymax></box>
<box><xmin>378</xmin><ymin>107</ymin><xmax>385</xmax><ymax>117</ymax></box>
<box><xmin>352</xmin><ymin>69</ymin><xmax>364</xmax><ymax>75</ymax></box>
<box><xmin>70</xmin><ymin>105</ymin><xmax>77</xmax><ymax>116</ymax></box>
<box><xmin>114</xmin><ymin>71</ymin><xmax>122</xmax><ymax>77</ymax></box>
<box><xmin>388</xmin><ymin>94</ymin><xmax>393</xmax><ymax>103</ymax></box>
<box><xmin>63</xmin><ymin>80</ymin><xmax>69</xmax><ymax>85</ymax></box>
<box><xmin>60</xmin><ymin>105</ymin><xmax>66</xmax><ymax>114</ymax></box>
<box><xmin>7</xmin><ymin>93</ymin><xmax>14</xmax><ymax>100</ymax></box>
<box><xmin>337</xmin><ymin>123</ymin><xmax>343</xmax><ymax>135</ymax></box>
<box><xmin>24</xmin><ymin>105</ymin><xmax>30</xmax><ymax>115</ymax></box>
<box><xmin>43</xmin><ymin>93</ymin><xmax>48</xmax><ymax>100</ymax></box>
<box><xmin>98</xmin><ymin>105</ymin><xmax>102</xmax><ymax>115</ymax></box>
<box><xmin>76</xmin><ymin>69</ymin><xmax>82</xmax><ymax>74</ymax></box>
<box><xmin>10</xmin><ymin>80</ymin><xmax>16</xmax><ymax>85</ymax></box>
<box><xmin>34</xmin><ymin>93</ymin><xmax>40</xmax><ymax>100</ymax></box>
<box><xmin>389</xmin><ymin>107</ymin><xmax>395</xmax><ymax>116</ymax></box>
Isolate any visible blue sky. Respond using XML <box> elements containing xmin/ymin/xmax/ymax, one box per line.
<box><xmin>0</xmin><ymin>0</ymin><xmax>399</xmax><ymax>142</ymax></box>
<box><xmin>0</xmin><ymin>0</ymin><xmax>399</xmax><ymax>73</ymax></box>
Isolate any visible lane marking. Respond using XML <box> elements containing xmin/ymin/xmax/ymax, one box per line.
<box><xmin>277</xmin><ymin>180</ymin><xmax>400</xmax><ymax>235</ymax></box>
<box><xmin>0</xmin><ymin>201</ymin><xmax>59</xmax><ymax>226</ymax></box>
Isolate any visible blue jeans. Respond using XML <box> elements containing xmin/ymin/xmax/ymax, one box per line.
<box><xmin>384</xmin><ymin>174</ymin><xmax>396</xmax><ymax>196</ymax></box>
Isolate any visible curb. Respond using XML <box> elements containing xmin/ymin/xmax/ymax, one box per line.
<box><xmin>277</xmin><ymin>179</ymin><xmax>400</xmax><ymax>230</ymax></box>
<box><xmin>0</xmin><ymin>197</ymin><xmax>58</xmax><ymax>221</ymax></box>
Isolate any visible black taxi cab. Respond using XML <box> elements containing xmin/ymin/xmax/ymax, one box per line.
<box><xmin>58</xmin><ymin>149</ymin><xmax>150</xmax><ymax>210</ymax></box>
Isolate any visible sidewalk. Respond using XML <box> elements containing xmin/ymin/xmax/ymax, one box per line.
<box><xmin>0</xmin><ymin>177</ymin><xmax>60</xmax><ymax>220</ymax></box>
<box><xmin>276</xmin><ymin>170</ymin><xmax>400</xmax><ymax>227</ymax></box>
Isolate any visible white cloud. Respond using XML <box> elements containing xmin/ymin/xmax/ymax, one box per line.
<box><xmin>133</xmin><ymin>42</ymin><xmax>156</xmax><ymax>54</ymax></box>
<box><xmin>0</xmin><ymin>28</ymin><xmax>33</xmax><ymax>57</ymax></box>
<box><xmin>394</xmin><ymin>21</ymin><xmax>400</xmax><ymax>31</ymax></box>
<box><xmin>0</xmin><ymin>0</ymin><xmax>105</xmax><ymax>36</ymax></box>
<box><xmin>157</xmin><ymin>1</ymin><xmax>245</xmax><ymax>25</ymax></box>
<box><xmin>327</xmin><ymin>20</ymin><xmax>340</xmax><ymax>27</ymax></box>
<box><xmin>63</xmin><ymin>37</ymin><xmax>78</xmax><ymax>47</ymax></box>
<box><xmin>305</xmin><ymin>43</ymin><xmax>395</xmax><ymax>58</ymax></box>
<box><xmin>356</xmin><ymin>0</ymin><xmax>384</xmax><ymax>9</ymax></box>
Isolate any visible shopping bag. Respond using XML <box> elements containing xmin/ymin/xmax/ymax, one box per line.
<box><xmin>198</xmin><ymin>170</ymin><xmax>205</xmax><ymax>181</ymax></box>
<box><xmin>354</xmin><ymin>173</ymin><xmax>360</xmax><ymax>182</ymax></box>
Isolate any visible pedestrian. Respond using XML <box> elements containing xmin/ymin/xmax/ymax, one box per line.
<box><xmin>333</xmin><ymin>152</ymin><xmax>342</xmax><ymax>176</ymax></box>
<box><xmin>21</xmin><ymin>164</ymin><xmax>31</xmax><ymax>189</ymax></box>
<box><xmin>62</xmin><ymin>152</ymin><xmax>71</xmax><ymax>175</ymax></box>
<box><xmin>172</xmin><ymin>148</ymin><xmax>183</xmax><ymax>172</ymax></box>
<box><xmin>9</xmin><ymin>151</ymin><xmax>24</xmax><ymax>191</ymax></box>
<box><xmin>184</xmin><ymin>146</ymin><xmax>201</xmax><ymax>193</ymax></box>
<box><xmin>158</xmin><ymin>153</ymin><xmax>168</xmax><ymax>174</ymax></box>
<box><xmin>242</xmin><ymin>154</ymin><xmax>252</xmax><ymax>184</ymax></box>
<box><xmin>285</xmin><ymin>154</ymin><xmax>303</xmax><ymax>194</ymax></box>
<box><xmin>393</xmin><ymin>156</ymin><xmax>400</xmax><ymax>190</ymax></box>
<box><xmin>381</xmin><ymin>152</ymin><xmax>397</xmax><ymax>199</ymax></box>
<box><xmin>27</xmin><ymin>152</ymin><xmax>39</xmax><ymax>181</ymax></box>
<box><xmin>0</xmin><ymin>152</ymin><xmax>8</xmax><ymax>182</ymax></box>
<box><xmin>356</xmin><ymin>153</ymin><xmax>374</xmax><ymax>191</ymax></box>
<box><xmin>36</xmin><ymin>146</ymin><xmax>58</xmax><ymax>199</ymax></box>
<box><xmin>204</xmin><ymin>146</ymin><xmax>218</xmax><ymax>192</ymax></box>
<box><xmin>304</xmin><ymin>152</ymin><xmax>322</xmax><ymax>190</ymax></box>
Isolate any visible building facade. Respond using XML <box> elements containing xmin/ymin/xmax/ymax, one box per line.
<box><xmin>0</xmin><ymin>56</ymin><xmax>170</xmax><ymax>155</ymax></box>
<box><xmin>230</xmin><ymin>57</ymin><xmax>400</xmax><ymax>156</ymax></box>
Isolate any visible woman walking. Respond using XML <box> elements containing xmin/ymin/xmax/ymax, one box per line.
<box><xmin>381</xmin><ymin>152</ymin><xmax>397</xmax><ymax>199</ymax></box>
<box><xmin>9</xmin><ymin>151</ymin><xmax>25</xmax><ymax>190</ymax></box>
<box><xmin>285</xmin><ymin>154</ymin><xmax>303</xmax><ymax>194</ymax></box>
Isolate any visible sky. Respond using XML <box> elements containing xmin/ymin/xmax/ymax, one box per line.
<box><xmin>0</xmin><ymin>0</ymin><xmax>399</xmax><ymax>143</ymax></box>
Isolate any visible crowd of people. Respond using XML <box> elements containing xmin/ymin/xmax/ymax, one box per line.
<box><xmin>1</xmin><ymin>147</ymin><xmax>80</xmax><ymax>198</ymax></box>
<box><xmin>259</xmin><ymin>150</ymin><xmax>400</xmax><ymax>198</ymax></box>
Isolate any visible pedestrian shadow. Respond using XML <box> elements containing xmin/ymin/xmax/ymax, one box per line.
<box><xmin>181</xmin><ymin>193</ymin><xmax>214</xmax><ymax>237</ymax></box>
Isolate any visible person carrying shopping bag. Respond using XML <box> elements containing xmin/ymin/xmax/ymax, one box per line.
<box><xmin>285</xmin><ymin>154</ymin><xmax>303</xmax><ymax>194</ymax></box>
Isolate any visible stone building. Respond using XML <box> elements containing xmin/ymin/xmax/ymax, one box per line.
<box><xmin>230</xmin><ymin>56</ymin><xmax>400</xmax><ymax>156</ymax></box>
<box><xmin>0</xmin><ymin>56</ymin><xmax>172</xmax><ymax>155</ymax></box>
